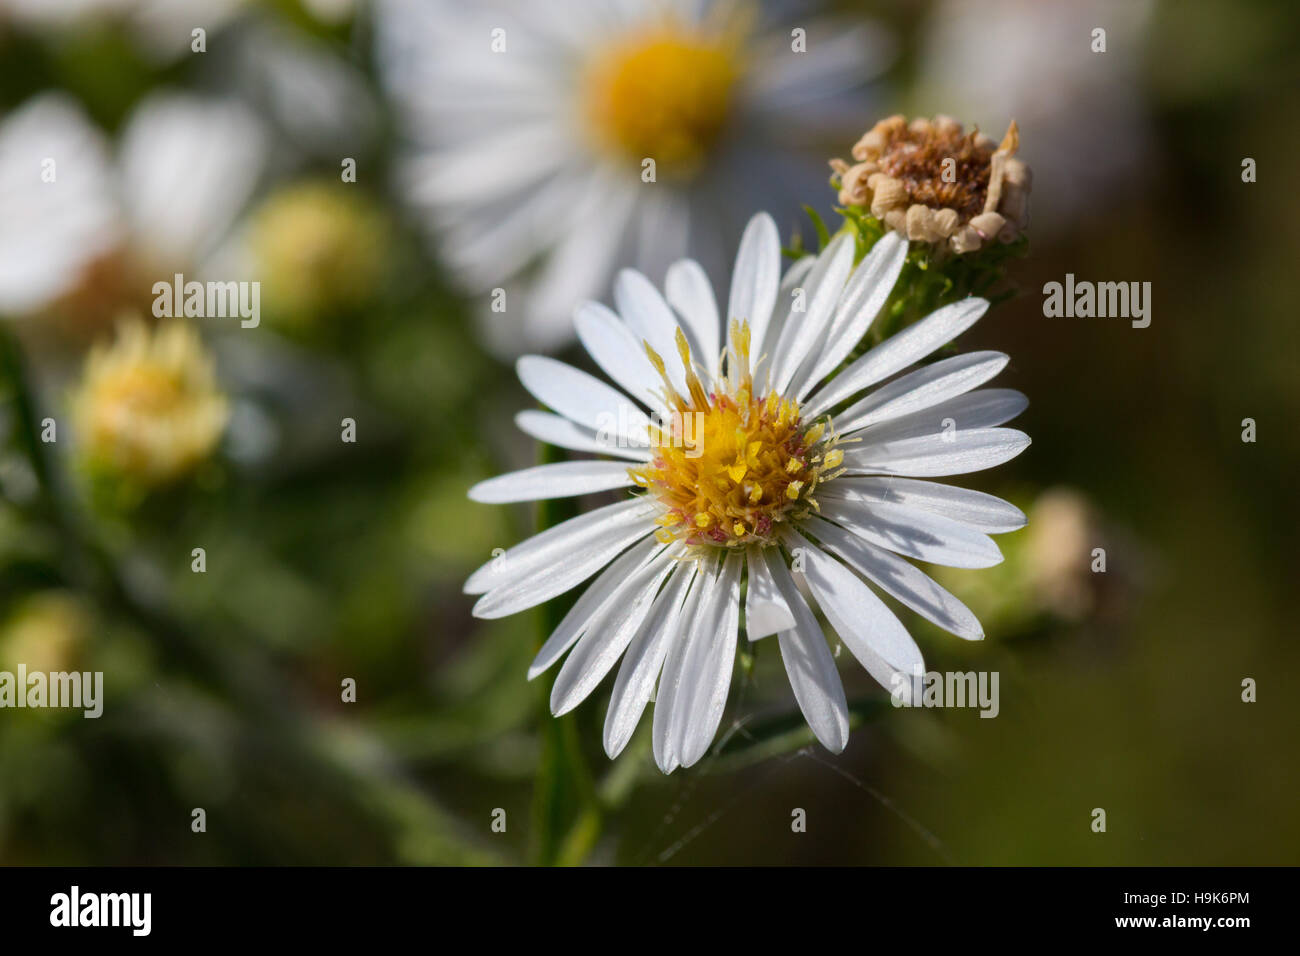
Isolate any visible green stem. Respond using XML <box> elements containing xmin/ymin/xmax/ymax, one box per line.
<box><xmin>527</xmin><ymin>439</ymin><xmax>602</xmax><ymax>866</ymax></box>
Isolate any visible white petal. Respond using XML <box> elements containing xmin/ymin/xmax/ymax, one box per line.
<box><xmin>781</xmin><ymin>528</ymin><xmax>923</xmax><ymax>691</ymax></box>
<box><xmin>631</xmin><ymin>186</ymin><xmax>691</xmax><ymax>302</ymax></box>
<box><xmin>513</xmin><ymin>410</ymin><xmax>651</xmax><ymax>462</ymax></box>
<box><xmin>846</xmin><ymin>388</ymin><xmax>1028</xmax><ymax>444</ymax></box>
<box><xmin>468</xmin><ymin>460</ymin><xmax>634</xmax><ymax>503</ymax></box>
<box><xmin>833</xmin><ymin>351</ymin><xmax>1009</xmax><ymax>435</ymax></box>
<box><xmin>474</xmin><ymin>517</ymin><xmax>658</xmax><ymax>619</ymax></box>
<box><xmin>726</xmin><ymin>212</ymin><xmax>782</xmax><ymax>373</ymax></box>
<box><xmin>671</xmin><ymin>551</ymin><xmax>742</xmax><ymax>768</ymax></box>
<box><xmin>843</xmin><ymin>427</ymin><xmax>1031</xmax><ymax>478</ymax></box>
<box><xmin>818</xmin><ymin>497</ymin><xmax>1003</xmax><ymax>569</ymax></box>
<box><xmin>527</xmin><ymin>536</ymin><xmax>665</xmax><ymax>679</ymax></box>
<box><xmin>613</xmin><ymin>268</ymin><xmax>689</xmax><ymax>395</ymax></box>
<box><xmin>550</xmin><ymin>553</ymin><xmax>675</xmax><ymax>715</ymax></box>
<box><xmin>603</xmin><ymin>563</ymin><xmax>697</xmax><ymax>758</ymax></box>
<box><xmin>464</xmin><ymin>496</ymin><xmax>652</xmax><ymax>595</ymax></box>
<box><xmin>779</xmin><ymin>251</ymin><xmax>818</xmax><ymax>287</ymax></box>
<box><xmin>744</xmin><ymin>546</ymin><xmax>795</xmax><ymax>640</ymax></box>
<box><xmin>119</xmin><ymin>93</ymin><xmax>266</xmax><ymax>268</ymax></box>
<box><xmin>665</xmin><ymin>258</ymin><xmax>721</xmax><ymax>379</ymax></box>
<box><xmin>768</xmin><ymin>232</ymin><xmax>855</xmax><ymax>395</ymax></box>
<box><xmin>796</xmin><ymin>231</ymin><xmax>908</xmax><ymax>398</ymax></box>
<box><xmin>652</xmin><ymin>567</ymin><xmax>709</xmax><ymax>773</ymax></box>
<box><xmin>756</xmin><ymin>254</ymin><xmax>818</xmax><ymax>376</ymax></box>
<box><xmin>776</xmin><ymin>624</ymin><xmax>851</xmax><ymax>752</ymax></box>
<box><xmin>803</xmin><ymin>515</ymin><xmax>983</xmax><ymax>640</ymax></box>
<box><xmin>573</xmin><ymin>301</ymin><xmax>668</xmax><ymax>414</ymax></box>
<box><xmin>397</xmin><ymin>123</ymin><xmax>565</xmax><ymax>206</ymax></box>
<box><xmin>0</xmin><ymin>93</ymin><xmax>120</xmax><ymax>314</ymax></box>
<box><xmin>516</xmin><ymin>355</ymin><xmax>650</xmax><ymax>448</ymax></box>
<box><xmin>820</xmin><ymin>476</ymin><xmax>1027</xmax><ymax>533</ymax></box>
<box><xmin>430</xmin><ymin>168</ymin><xmax>591</xmax><ymax>296</ymax></box>
<box><xmin>519</xmin><ymin>176</ymin><xmax>637</xmax><ymax>349</ymax></box>
<box><xmin>746</xmin><ymin>20</ymin><xmax>893</xmax><ymax>109</ymax></box>
<box><xmin>803</xmin><ymin>297</ymin><xmax>989</xmax><ymax>419</ymax></box>
<box><xmin>765</xmin><ymin>553</ymin><xmax>849</xmax><ymax>752</ymax></box>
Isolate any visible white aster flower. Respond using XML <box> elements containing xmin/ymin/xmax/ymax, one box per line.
<box><xmin>466</xmin><ymin>212</ymin><xmax>1031</xmax><ymax>772</ymax></box>
<box><xmin>375</xmin><ymin>0</ymin><xmax>890</xmax><ymax>353</ymax></box>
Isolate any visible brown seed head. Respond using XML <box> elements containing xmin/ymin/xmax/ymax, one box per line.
<box><xmin>831</xmin><ymin>115</ymin><xmax>1031</xmax><ymax>254</ymax></box>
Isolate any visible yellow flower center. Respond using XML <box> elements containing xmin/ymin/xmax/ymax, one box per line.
<box><xmin>582</xmin><ymin>19</ymin><xmax>741</xmax><ymax>174</ymax></box>
<box><xmin>631</xmin><ymin>324</ymin><xmax>845</xmax><ymax>549</ymax></box>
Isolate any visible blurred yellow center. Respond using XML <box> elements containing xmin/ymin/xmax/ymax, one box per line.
<box><xmin>631</xmin><ymin>325</ymin><xmax>844</xmax><ymax>548</ymax></box>
<box><xmin>250</xmin><ymin>182</ymin><xmax>388</xmax><ymax>327</ymax></box>
<box><xmin>583</xmin><ymin>22</ymin><xmax>739</xmax><ymax>173</ymax></box>
<box><xmin>72</xmin><ymin>319</ymin><xmax>229</xmax><ymax>488</ymax></box>
<box><xmin>95</xmin><ymin>366</ymin><xmax>184</xmax><ymax>417</ymax></box>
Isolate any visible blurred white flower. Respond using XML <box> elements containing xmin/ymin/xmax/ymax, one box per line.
<box><xmin>0</xmin><ymin>95</ymin><xmax>119</xmax><ymax>316</ymax></box>
<box><xmin>466</xmin><ymin>212</ymin><xmax>1031</xmax><ymax>771</ymax></box>
<box><xmin>0</xmin><ymin>91</ymin><xmax>266</xmax><ymax>323</ymax></box>
<box><xmin>0</xmin><ymin>0</ymin><xmax>128</xmax><ymax>27</ymax></box>
<box><xmin>0</xmin><ymin>0</ymin><xmax>248</xmax><ymax>62</ymax></box>
<box><xmin>117</xmin><ymin>94</ymin><xmax>267</xmax><ymax>273</ymax></box>
<box><xmin>916</xmin><ymin>0</ymin><xmax>1154</xmax><ymax>234</ymax></box>
<box><xmin>375</xmin><ymin>0</ymin><xmax>892</xmax><ymax>353</ymax></box>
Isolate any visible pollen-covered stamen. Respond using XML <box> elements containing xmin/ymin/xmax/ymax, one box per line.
<box><xmin>643</xmin><ymin>339</ymin><xmax>689</xmax><ymax>413</ymax></box>
<box><xmin>630</xmin><ymin>321</ymin><xmax>846</xmax><ymax>549</ymax></box>
<box><xmin>675</xmin><ymin>327</ymin><xmax>712</xmax><ymax>411</ymax></box>
<box><xmin>724</xmin><ymin>318</ymin><xmax>755</xmax><ymax>399</ymax></box>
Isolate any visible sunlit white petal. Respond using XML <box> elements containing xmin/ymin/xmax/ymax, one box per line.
<box><xmin>468</xmin><ymin>460</ymin><xmax>634</xmax><ymax>504</ymax></box>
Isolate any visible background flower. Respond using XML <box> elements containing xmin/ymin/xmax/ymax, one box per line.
<box><xmin>0</xmin><ymin>0</ymin><xmax>249</xmax><ymax>62</ymax></box>
<box><xmin>374</xmin><ymin>0</ymin><xmax>893</xmax><ymax>352</ymax></box>
<box><xmin>0</xmin><ymin>90</ymin><xmax>266</xmax><ymax>334</ymax></box>
<box><xmin>71</xmin><ymin>317</ymin><xmax>229</xmax><ymax>489</ymax></box>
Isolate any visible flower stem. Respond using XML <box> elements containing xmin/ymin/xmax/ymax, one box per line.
<box><xmin>528</xmin><ymin>440</ymin><xmax>602</xmax><ymax>866</ymax></box>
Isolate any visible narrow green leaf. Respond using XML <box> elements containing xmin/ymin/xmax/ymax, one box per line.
<box><xmin>802</xmin><ymin>204</ymin><xmax>831</xmax><ymax>250</ymax></box>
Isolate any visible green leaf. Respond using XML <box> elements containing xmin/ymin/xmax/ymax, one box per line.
<box><xmin>802</xmin><ymin>204</ymin><xmax>831</xmax><ymax>251</ymax></box>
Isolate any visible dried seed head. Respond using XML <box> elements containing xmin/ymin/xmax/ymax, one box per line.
<box><xmin>831</xmin><ymin>115</ymin><xmax>1031</xmax><ymax>254</ymax></box>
